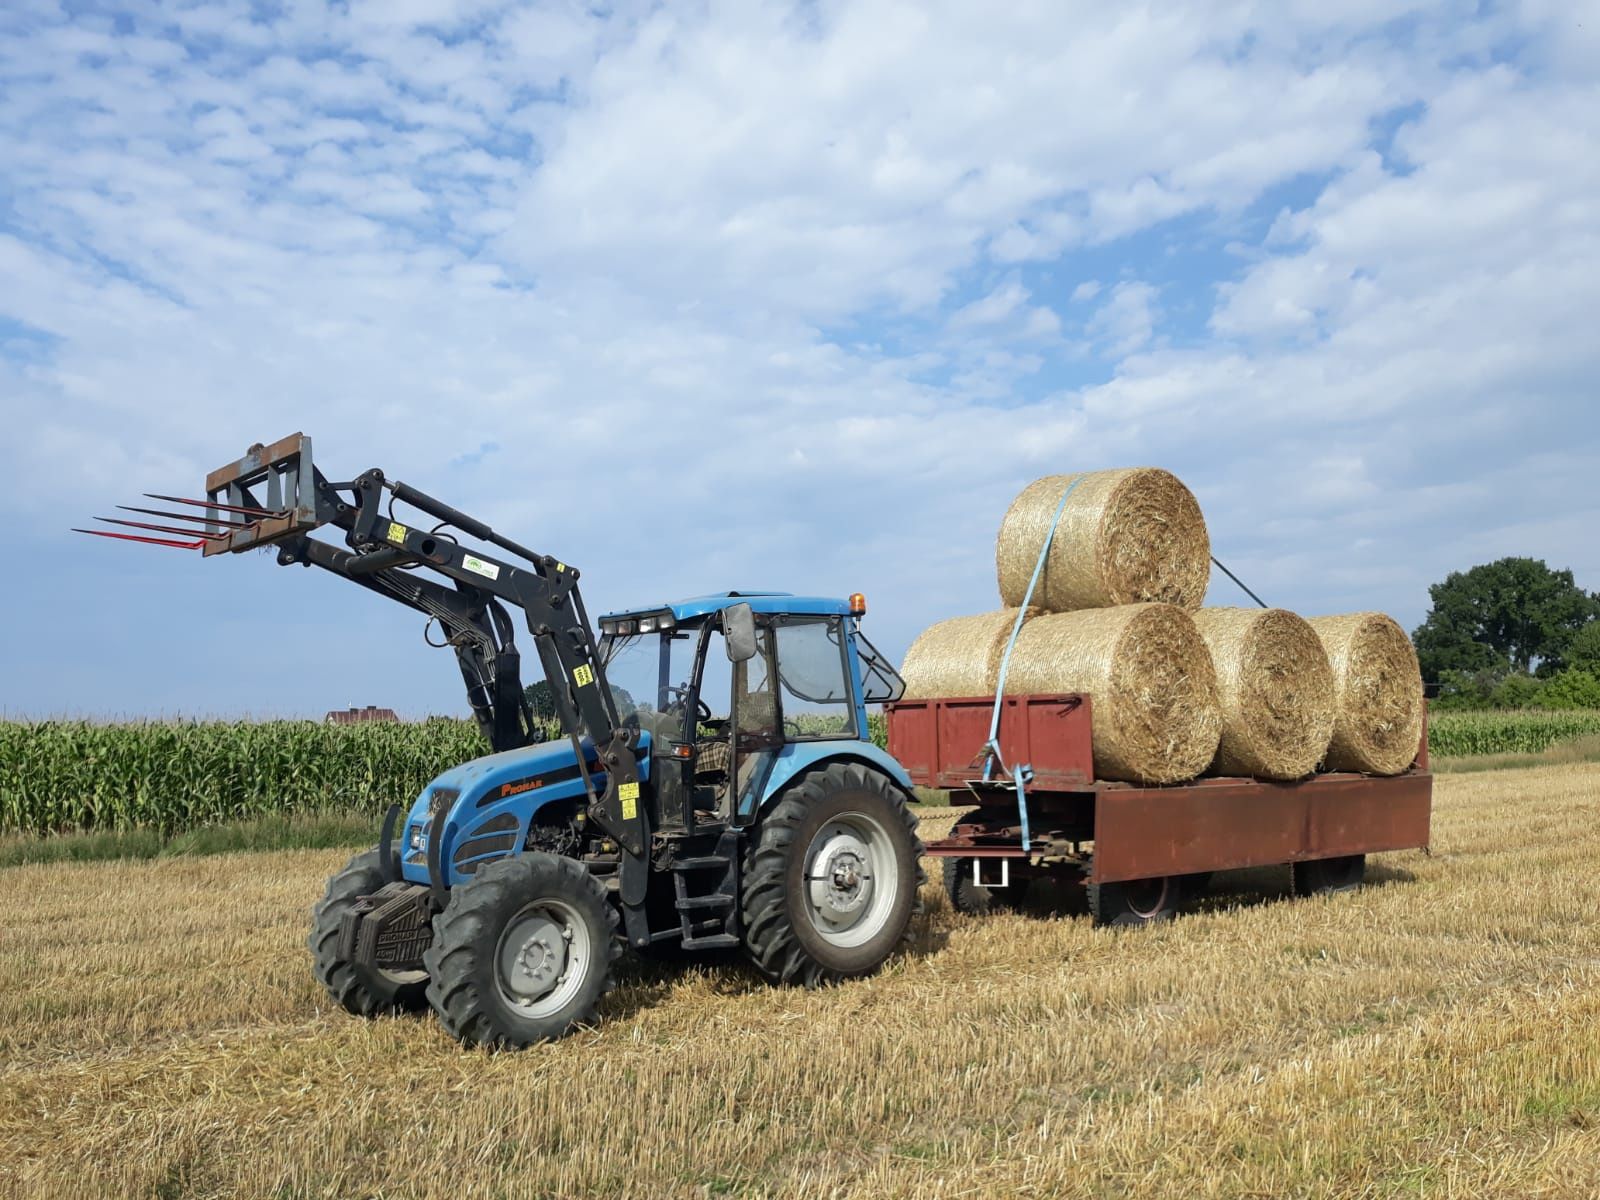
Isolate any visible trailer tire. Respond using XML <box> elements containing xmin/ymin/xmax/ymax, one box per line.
<box><xmin>942</xmin><ymin>856</ymin><xmax>1027</xmax><ymax>916</ymax></box>
<box><xmin>309</xmin><ymin>848</ymin><xmax>429</xmax><ymax>1017</ymax></box>
<box><xmin>742</xmin><ymin>762</ymin><xmax>924</xmax><ymax>987</ymax></box>
<box><xmin>1089</xmin><ymin>874</ymin><xmax>1181</xmax><ymax>928</ymax></box>
<box><xmin>423</xmin><ymin>852</ymin><xmax>619</xmax><ymax>1047</ymax></box>
<box><xmin>1291</xmin><ymin>854</ymin><xmax>1365</xmax><ymax>897</ymax></box>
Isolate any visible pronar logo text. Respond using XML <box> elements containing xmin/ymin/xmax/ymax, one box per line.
<box><xmin>573</xmin><ymin>664</ymin><xmax>594</xmax><ymax>687</ymax></box>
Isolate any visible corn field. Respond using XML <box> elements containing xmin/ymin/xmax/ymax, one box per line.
<box><xmin>0</xmin><ymin>710</ymin><xmax>1583</xmax><ymax>838</ymax></box>
<box><xmin>1426</xmin><ymin>708</ymin><xmax>1600</xmax><ymax>758</ymax></box>
<box><xmin>0</xmin><ymin>720</ymin><xmax>493</xmax><ymax>837</ymax></box>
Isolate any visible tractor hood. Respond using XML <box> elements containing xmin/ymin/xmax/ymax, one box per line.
<box><xmin>398</xmin><ymin>732</ymin><xmax>652</xmax><ymax>888</ymax></box>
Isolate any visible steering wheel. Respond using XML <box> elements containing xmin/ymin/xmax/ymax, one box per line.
<box><xmin>665</xmin><ymin>686</ymin><xmax>713</xmax><ymax>723</ymax></box>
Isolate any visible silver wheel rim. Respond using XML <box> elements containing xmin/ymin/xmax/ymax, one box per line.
<box><xmin>494</xmin><ymin>898</ymin><xmax>592</xmax><ymax>1018</ymax></box>
<box><xmin>802</xmin><ymin>811</ymin><xmax>899</xmax><ymax>949</ymax></box>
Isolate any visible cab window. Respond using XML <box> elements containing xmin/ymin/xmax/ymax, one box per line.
<box><xmin>773</xmin><ymin>617</ymin><xmax>857</xmax><ymax>739</ymax></box>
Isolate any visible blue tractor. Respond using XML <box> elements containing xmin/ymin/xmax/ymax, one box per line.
<box><xmin>88</xmin><ymin>436</ymin><xmax>924</xmax><ymax>1047</ymax></box>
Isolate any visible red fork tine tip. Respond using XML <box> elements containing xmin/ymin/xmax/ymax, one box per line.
<box><xmin>72</xmin><ymin>528</ymin><xmax>204</xmax><ymax>550</ymax></box>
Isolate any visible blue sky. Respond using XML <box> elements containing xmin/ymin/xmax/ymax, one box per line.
<box><xmin>2</xmin><ymin>0</ymin><xmax>1597</xmax><ymax>718</ymax></box>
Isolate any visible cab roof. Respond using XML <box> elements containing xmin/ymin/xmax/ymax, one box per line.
<box><xmin>600</xmin><ymin>592</ymin><xmax>854</xmax><ymax>622</ymax></box>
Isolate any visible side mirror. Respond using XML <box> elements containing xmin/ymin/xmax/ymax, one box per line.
<box><xmin>723</xmin><ymin>602</ymin><xmax>758</xmax><ymax>663</ymax></box>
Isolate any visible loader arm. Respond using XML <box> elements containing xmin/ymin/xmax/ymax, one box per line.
<box><xmin>90</xmin><ymin>435</ymin><xmax>648</xmax><ymax>863</ymax></box>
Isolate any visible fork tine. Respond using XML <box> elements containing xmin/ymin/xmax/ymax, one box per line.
<box><xmin>72</xmin><ymin>528</ymin><xmax>204</xmax><ymax>550</ymax></box>
<box><xmin>116</xmin><ymin>505</ymin><xmax>255</xmax><ymax>528</ymax></box>
<box><xmin>143</xmin><ymin>493</ymin><xmax>287</xmax><ymax>518</ymax></box>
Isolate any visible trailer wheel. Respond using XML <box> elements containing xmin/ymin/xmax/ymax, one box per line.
<box><xmin>423</xmin><ymin>852</ymin><xmax>619</xmax><ymax>1047</ymax></box>
<box><xmin>309</xmin><ymin>848</ymin><xmax>429</xmax><ymax>1017</ymax></box>
<box><xmin>742</xmin><ymin>762</ymin><xmax>923</xmax><ymax>986</ymax></box>
<box><xmin>1291</xmin><ymin>855</ymin><xmax>1366</xmax><ymax>897</ymax></box>
<box><xmin>942</xmin><ymin>857</ymin><xmax>1027</xmax><ymax>916</ymax></box>
<box><xmin>1089</xmin><ymin>875</ymin><xmax>1181</xmax><ymax>927</ymax></box>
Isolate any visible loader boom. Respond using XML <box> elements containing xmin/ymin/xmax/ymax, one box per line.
<box><xmin>105</xmin><ymin>434</ymin><xmax>648</xmax><ymax>862</ymax></box>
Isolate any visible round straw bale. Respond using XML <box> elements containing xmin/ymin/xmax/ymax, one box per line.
<box><xmin>1305</xmin><ymin>613</ymin><xmax>1424</xmax><ymax>776</ymax></box>
<box><xmin>1005</xmin><ymin>604</ymin><xmax>1221</xmax><ymax>784</ymax></box>
<box><xmin>1191</xmin><ymin>607</ymin><xmax>1336</xmax><ymax>780</ymax></box>
<box><xmin>996</xmin><ymin>469</ymin><xmax>1210</xmax><ymax>612</ymax></box>
<box><xmin>900</xmin><ymin>609</ymin><xmax>1035</xmax><ymax>699</ymax></box>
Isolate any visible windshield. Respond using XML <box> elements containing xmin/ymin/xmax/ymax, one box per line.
<box><xmin>598</xmin><ymin>629</ymin><xmax>698</xmax><ymax>740</ymax></box>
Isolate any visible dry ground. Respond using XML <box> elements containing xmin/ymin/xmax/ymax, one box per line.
<box><xmin>2</xmin><ymin>765</ymin><xmax>1599</xmax><ymax>1199</ymax></box>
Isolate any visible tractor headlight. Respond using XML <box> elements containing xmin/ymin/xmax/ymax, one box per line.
<box><xmin>408</xmin><ymin>824</ymin><xmax>425</xmax><ymax>853</ymax></box>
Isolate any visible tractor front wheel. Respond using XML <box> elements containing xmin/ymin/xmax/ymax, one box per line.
<box><xmin>742</xmin><ymin>762</ymin><xmax>923</xmax><ymax>987</ymax></box>
<box><xmin>423</xmin><ymin>852</ymin><xmax>619</xmax><ymax>1047</ymax></box>
<box><xmin>308</xmin><ymin>848</ymin><xmax>429</xmax><ymax>1017</ymax></box>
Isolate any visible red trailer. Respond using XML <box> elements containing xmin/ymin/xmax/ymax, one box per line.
<box><xmin>886</xmin><ymin>694</ymin><xmax>1432</xmax><ymax>925</ymax></box>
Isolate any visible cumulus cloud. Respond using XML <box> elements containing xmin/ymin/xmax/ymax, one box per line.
<box><xmin>0</xmin><ymin>0</ymin><xmax>1595</xmax><ymax>715</ymax></box>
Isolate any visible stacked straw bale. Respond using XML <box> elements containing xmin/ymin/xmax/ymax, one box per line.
<box><xmin>1191</xmin><ymin>607</ymin><xmax>1335</xmax><ymax>780</ymax></box>
<box><xmin>996</xmin><ymin>469</ymin><xmax>1210</xmax><ymax>612</ymax></box>
<box><xmin>1306</xmin><ymin>613</ymin><xmax>1424</xmax><ymax>776</ymax></box>
<box><xmin>898</xmin><ymin>466</ymin><xmax>1423</xmax><ymax>786</ymax></box>
<box><xmin>900</xmin><ymin>609</ymin><xmax>1035</xmax><ymax>700</ymax></box>
<box><xmin>1006</xmin><ymin>605</ymin><xmax>1222</xmax><ymax>784</ymax></box>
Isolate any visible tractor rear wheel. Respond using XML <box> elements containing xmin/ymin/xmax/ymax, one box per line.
<box><xmin>423</xmin><ymin>852</ymin><xmax>619</xmax><ymax>1047</ymax></box>
<box><xmin>942</xmin><ymin>856</ymin><xmax>1028</xmax><ymax>916</ymax></box>
<box><xmin>1089</xmin><ymin>874</ymin><xmax>1182</xmax><ymax>927</ymax></box>
<box><xmin>309</xmin><ymin>848</ymin><xmax>429</xmax><ymax>1017</ymax></box>
<box><xmin>741</xmin><ymin>762</ymin><xmax>923</xmax><ymax>986</ymax></box>
<box><xmin>1291</xmin><ymin>854</ymin><xmax>1366</xmax><ymax>897</ymax></box>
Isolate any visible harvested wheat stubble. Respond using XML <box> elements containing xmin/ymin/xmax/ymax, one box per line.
<box><xmin>1306</xmin><ymin>613</ymin><xmax>1424</xmax><ymax>776</ymax></box>
<box><xmin>1005</xmin><ymin>604</ymin><xmax>1222</xmax><ymax>784</ymax></box>
<box><xmin>1191</xmin><ymin>607</ymin><xmax>1336</xmax><ymax>780</ymax></box>
<box><xmin>996</xmin><ymin>469</ymin><xmax>1210</xmax><ymax>613</ymax></box>
<box><xmin>900</xmin><ymin>608</ymin><xmax>1036</xmax><ymax>699</ymax></box>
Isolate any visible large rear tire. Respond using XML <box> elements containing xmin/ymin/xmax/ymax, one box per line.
<box><xmin>741</xmin><ymin>762</ymin><xmax>923</xmax><ymax>986</ymax></box>
<box><xmin>308</xmin><ymin>848</ymin><xmax>429</xmax><ymax>1017</ymax></box>
<box><xmin>423</xmin><ymin>852</ymin><xmax>619</xmax><ymax>1047</ymax></box>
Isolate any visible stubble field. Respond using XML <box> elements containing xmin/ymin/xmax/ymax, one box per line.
<box><xmin>2</xmin><ymin>764</ymin><xmax>1598</xmax><ymax>1199</ymax></box>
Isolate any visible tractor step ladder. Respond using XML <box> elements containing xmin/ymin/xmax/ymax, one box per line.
<box><xmin>672</xmin><ymin>830</ymin><xmax>742</xmax><ymax>949</ymax></box>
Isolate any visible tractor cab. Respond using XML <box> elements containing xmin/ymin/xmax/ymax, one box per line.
<box><xmin>597</xmin><ymin>593</ymin><xmax>905</xmax><ymax>828</ymax></box>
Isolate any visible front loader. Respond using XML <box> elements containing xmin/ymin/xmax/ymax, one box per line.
<box><xmin>80</xmin><ymin>434</ymin><xmax>923</xmax><ymax>1046</ymax></box>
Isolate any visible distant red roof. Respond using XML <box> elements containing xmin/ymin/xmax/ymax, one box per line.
<box><xmin>325</xmin><ymin>705</ymin><xmax>400</xmax><ymax>725</ymax></box>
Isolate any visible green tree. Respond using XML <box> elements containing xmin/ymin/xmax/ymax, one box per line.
<box><xmin>523</xmin><ymin>680</ymin><xmax>557</xmax><ymax>720</ymax></box>
<box><xmin>1567</xmin><ymin>621</ymin><xmax>1600</xmax><ymax>674</ymax></box>
<box><xmin>1412</xmin><ymin>558</ymin><xmax>1599</xmax><ymax>679</ymax></box>
<box><xmin>1536</xmin><ymin>669</ymin><xmax>1600</xmax><ymax>710</ymax></box>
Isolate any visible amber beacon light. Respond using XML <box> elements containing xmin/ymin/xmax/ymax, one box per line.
<box><xmin>849</xmin><ymin>592</ymin><xmax>867</xmax><ymax>616</ymax></box>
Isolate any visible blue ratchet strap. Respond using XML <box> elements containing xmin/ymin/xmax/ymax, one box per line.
<box><xmin>982</xmin><ymin>476</ymin><xmax>1084</xmax><ymax>851</ymax></box>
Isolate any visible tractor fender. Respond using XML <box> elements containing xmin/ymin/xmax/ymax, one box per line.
<box><xmin>740</xmin><ymin>740</ymin><xmax>914</xmax><ymax>820</ymax></box>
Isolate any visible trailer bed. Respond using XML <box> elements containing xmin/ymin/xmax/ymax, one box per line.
<box><xmin>887</xmin><ymin>693</ymin><xmax>1431</xmax><ymax>892</ymax></box>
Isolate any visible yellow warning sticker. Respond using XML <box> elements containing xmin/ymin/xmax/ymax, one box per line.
<box><xmin>554</xmin><ymin>561</ymin><xmax>566</xmax><ymax>572</ymax></box>
<box><xmin>573</xmin><ymin>664</ymin><xmax>594</xmax><ymax>688</ymax></box>
<box><xmin>619</xmin><ymin>781</ymin><xmax>639</xmax><ymax>821</ymax></box>
<box><xmin>386</xmin><ymin>521</ymin><xmax>408</xmax><ymax>545</ymax></box>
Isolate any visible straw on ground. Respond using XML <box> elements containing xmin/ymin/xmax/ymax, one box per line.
<box><xmin>2</xmin><ymin>764</ymin><xmax>1598</xmax><ymax>1199</ymax></box>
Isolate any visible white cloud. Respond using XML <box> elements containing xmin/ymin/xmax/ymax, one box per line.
<box><xmin>0</xmin><ymin>0</ymin><xmax>1595</xmax><ymax>714</ymax></box>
